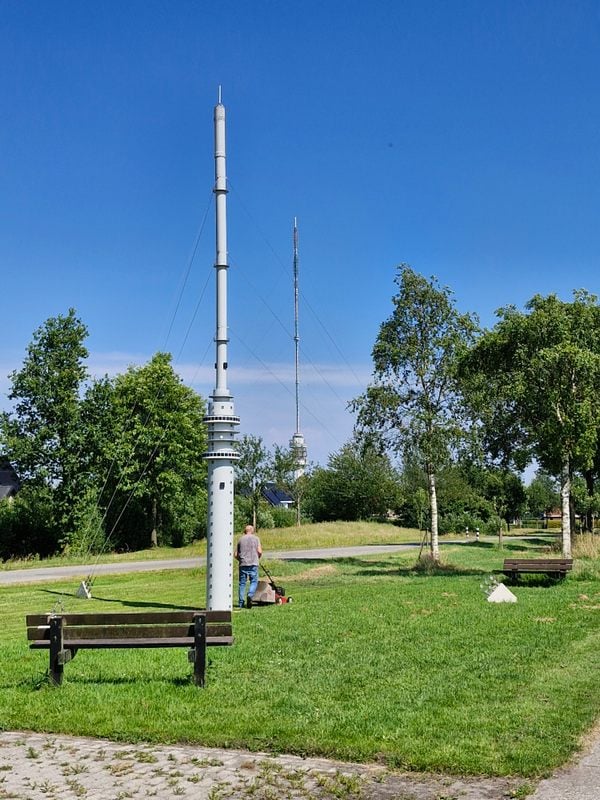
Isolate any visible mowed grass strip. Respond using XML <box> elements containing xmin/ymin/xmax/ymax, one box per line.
<box><xmin>0</xmin><ymin>521</ymin><xmax>419</xmax><ymax>571</ymax></box>
<box><xmin>1</xmin><ymin>542</ymin><xmax>599</xmax><ymax>777</ymax></box>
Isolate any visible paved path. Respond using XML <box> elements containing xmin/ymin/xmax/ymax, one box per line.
<box><xmin>2</xmin><ymin>727</ymin><xmax>600</xmax><ymax>800</ymax></box>
<box><xmin>0</xmin><ymin>730</ymin><xmax>529</xmax><ymax>799</ymax></box>
<box><xmin>2</xmin><ymin>727</ymin><xmax>599</xmax><ymax>799</ymax></box>
<box><xmin>0</xmin><ymin>544</ymin><xmax>419</xmax><ymax>586</ymax></box>
<box><xmin>530</xmin><ymin>724</ymin><xmax>600</xmax><ymax>800</ymax></box>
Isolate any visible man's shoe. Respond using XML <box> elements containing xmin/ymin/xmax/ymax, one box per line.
<box><xmin>246</xmin><ymin>597</ymin><xmax>253</xmax><ymax>609</ymax></box>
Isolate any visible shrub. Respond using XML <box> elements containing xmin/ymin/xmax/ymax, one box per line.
<box><xmin>270</xmin><ymin>507</ymin><xmax>296</xmax><ymax>529</ymax></box>
<box><xmin>234</xmin><ymin>496</ymin><xmax>275</xmax><ymax>531</ymax></box>
<box><xmin>61</xmin><ymin>488</ymin><xmax>106</xmax><ymax>556</ymax></box>
<box><xmin>439</xmin><ymin>511</ymin><xmax>504</xmax><ymax>536</ymax></box>
<box><xmin>0</xmin><ymin>485</ymin><xmax>58</xmax><ymax>560</ymax></box>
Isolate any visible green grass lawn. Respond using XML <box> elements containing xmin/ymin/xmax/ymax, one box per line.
<box><xmin>0</xmin><ymin>520</ymin><xmax>420</xmax><ymax>571</ymax></box>
<box><xmin>2</xmin><ymin>540</ymin><xmax>599</xmax><ymax>778</ymax></box>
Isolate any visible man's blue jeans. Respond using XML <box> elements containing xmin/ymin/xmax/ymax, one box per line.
<box><xmin>239</xmin><ymin>564</ymin><xmax>259</xmax><ymax>608</ymax></box>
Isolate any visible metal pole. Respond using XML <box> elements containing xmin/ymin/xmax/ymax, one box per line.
<box><xmin>293</xmin><ymin>218</ymin><xmax>300</xmax><ymax>435</ymax></box>
<box><xmin>289</xmin><ymin>219</ymin><xmax>307</xmax><ymax>483</ymax></box>
<box><xmin>204</xmin><ymin>89</ymin><xmax>240</xmax><ymax>612</ymax></box>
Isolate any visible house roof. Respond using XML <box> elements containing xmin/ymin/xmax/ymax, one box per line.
<box><xmin>0</xmin><ymin>464</ymin><xmax>20</xmax><ymax>498</ymax></box>
<box><xmin>262</xmin><ymin>483</ymin><xmax>294</xmax><ymax>506</ymax></box>
<box><xmin>236</xmin><ymin>483</ymin><xmax>294</xmax><ymax>506</ymax></box>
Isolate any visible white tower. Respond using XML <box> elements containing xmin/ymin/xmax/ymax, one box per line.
<box><xmin>204</xmin><ymin>89</ymin><xmax>240</xmax><ymax>611</ymax></box>
<box><xmin>289</xmin><ymin>218</ymin><xmax>307</xmax><ymax>481</ymax></box>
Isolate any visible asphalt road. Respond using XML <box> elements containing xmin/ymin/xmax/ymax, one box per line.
<box><xmin>0</xmin><ymin>543</ymin><xmax>419</xmax><ymax>586</ymax></box>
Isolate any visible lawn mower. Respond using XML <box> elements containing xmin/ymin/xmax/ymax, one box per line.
<box><xmin>250</xmin><ymin>563</ymin><xmax>293</xmax><ymax>606</ymax></box>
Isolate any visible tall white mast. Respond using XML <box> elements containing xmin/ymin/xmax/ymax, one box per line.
<box><xmin>290</xmin><ymin>218</ymin><xmax>307</xmax><ymax>482</ymax></box>
<box><xmin>204</xmin><ymin>88</ymin><xmax>239</xmax><ymax>611</ymax></box>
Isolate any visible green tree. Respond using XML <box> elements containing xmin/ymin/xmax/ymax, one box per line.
<box><xmin>0</xmin><ymin>309</ymin><xmax>89</xmax><ymax>548</ymax></box>
<box><xmin>235</xmin><ymin>434</ymin><xmax>272</xmax><ymax>529</ymax></box>
<box><xmin>271</xmin><ymin>444</ymin><xmax>311</xmax><ymax>526</ymax></box>
<box><xmin>579</xmin><ymin>452</ymin><xmax>600</xmax><ymax>532</ymax></box>
<box><xmin>303</xmin><ymin>439</ymin><xmax>401</xmax><ymax>522</ymax></box>
<box><xmin>461</xmin><ymin>463</ymin><xmax>526</xmax><ymax>530</ymax></box>
<box><xmin>98</xmin><ymin>353</ymin><xmax>208</xmax><ymax>550</ymax></box>
<box><xmin>570</xmin><ymin>474</ymin><xmax>600</xmax><ymax>533</ymax></box>
<box><xmin>0</xmin><ymin>484</ymin><xmax>56</xmax><ymax>560</ymax></box>
<box><xmin>461</xmin><ymin>291</ymin><xmax>600</xmax><ymax>557</ymax></box>
<box><xmin>397</xmin><ymin>458</ymin><xmax>430</xmax><ymax>530</ymax></box>
<box><xmin>353</xmin><ymin>266</ymin><xmax>478</xmax><ymax>560</ymax></box>
<box><xmin>526</xmin><ymin>471</ymin><xmax>560</xmax><ymax>519</ymax></box>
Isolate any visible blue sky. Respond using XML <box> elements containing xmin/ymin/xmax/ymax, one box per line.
<box><xmin>2</xmin><ymin>1</ymin><xmax>600</xmax><ymax>466</ymax></box>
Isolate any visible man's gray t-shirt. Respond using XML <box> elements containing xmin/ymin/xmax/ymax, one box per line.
<box><xmin>237</xmin><ymin>534</ymin><xmax>261</xmax><ymax>566</ymax></box>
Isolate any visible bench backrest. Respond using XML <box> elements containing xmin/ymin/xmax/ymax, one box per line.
<box><xmin>503</xmin><ymin>559</ymin><xmax>573</xmax><ymax>568</ymax></box>
<box><xmin>26</xmin><ymin>610</ymin><xmax>232</xmax><ymax>644</ymax></box>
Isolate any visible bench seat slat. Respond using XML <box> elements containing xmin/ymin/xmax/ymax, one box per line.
<box><xmin>30</xmin><ymin>636</ymin><xmax>234</xmax><ymax>649</ymax></box>
<box><xmin>27</xmin><ymin>623</ymin><xmax>232</xmax><ymax>642</ymax></box>
<box><xmin>505</xmin><ymin>563</ymin><xmax>569</xmax><ymax>572</ymax></box>
<box><xmin>503</xmin><ymin>559</ymin><xmax>572</xmax><ymax>566</ymax></box>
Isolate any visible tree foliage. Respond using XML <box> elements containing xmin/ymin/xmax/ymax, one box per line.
<box><xmin>0</xmin><ymin>309</ymin><xmax>89</xmax><ymax>548</ymax></box>
<box><xmin>96</xmin><ymin>353</ymin><xmax>208</xmax><ymax>550</ymax></box>
<box><xmin>526</xmin><ymin>471</ymin><xmax>560</xmax><ymax>518</ymax></box>
<box><xmin>303</xmin><ymin>438</ymin><xmax>401</xmax><ymax>522</ymax></box>
<box><xmin>271</xmin><ymin>444</ymin><xmax>311</xmax><ymax>526</ymax></box>
<box><xmin>235</xmin><ymin>434</ymin><xmax>273</xmax><ymax>529</ymax></box>
<box><xmin>0</xmin><ymin>312</ymin><xmax>209</xmax><ymax>558</ymax></box>
<box><xmin>353</xmin><ymin>265</ymin><xmax>478</xmax><ymax>558</ymax></box>
<box><xmin>461</xmin><ymin>291</ymin><xmax>600</xmax><ymax>555</ymax></box>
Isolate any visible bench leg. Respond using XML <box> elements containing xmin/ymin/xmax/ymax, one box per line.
<box><xmin>49</xmin><ymin>616</ymin><xmax>64</xmax><ymax>686</ymax></box>
<box><xmin>192</xmin><ymin>615</ymin><xmax>206</xmax><ymax>687</ymax></box>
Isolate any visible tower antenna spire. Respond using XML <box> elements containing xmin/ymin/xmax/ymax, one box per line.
<box><xmin>290</xmin><ymin>218</ymin><xmax>307</xmax><ymax>508</ymax></box>
<box><xmin>204</xmin><ymin>90</ymin><xmax>240</xmax><ymax>611</ymax></box>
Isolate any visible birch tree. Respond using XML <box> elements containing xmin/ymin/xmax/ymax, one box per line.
<box><xmin>353</xmin><ymin>266</ymin><xmax>478</xmax><ymax>560</ymax></box>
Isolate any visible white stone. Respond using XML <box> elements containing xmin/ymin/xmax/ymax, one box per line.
<box><xmin>76</xmin><ymin>580</ymin><xmax>92</xmax><ymax>599</ymax></box>
<box><xmin>487</xmin><ymin>583</ymin><xmax>517</xmax><ymax>603</ymax></box>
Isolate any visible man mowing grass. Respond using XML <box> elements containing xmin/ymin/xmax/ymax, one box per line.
<box><xmin>235</xmin><ymin>524</ymin><xmax>263</xmax><ymax>608</ymax></box>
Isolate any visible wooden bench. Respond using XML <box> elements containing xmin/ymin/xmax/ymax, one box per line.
<box><xmin>26</xmin><ymin>610</ymin><xmax>233</xmax><ymax>687</ymax></box>
<box><xmin>501</xmin><ymin>558</ymin><xmax>573</xmax><ymax>581</ymax></box>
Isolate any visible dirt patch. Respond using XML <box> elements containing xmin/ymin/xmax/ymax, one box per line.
<box><xmin>291</xmin><ymin>564</ymin><xmax>339</xmax><ymax>581</ymax></box>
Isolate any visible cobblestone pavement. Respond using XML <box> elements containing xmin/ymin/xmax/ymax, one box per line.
<box><xmin>0</xmin><ymin>731</ymin><xmax>529</xmax><ymax>799</ymax></box>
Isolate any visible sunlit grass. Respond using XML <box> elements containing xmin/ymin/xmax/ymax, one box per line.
<box><xmin>574</xmin><ymin>533</ymin><xmax>600</xmax><ymax>560</ymax></box>
<box><xmin>0</xmin><ymin>521</ymin><xmax>420</xmax><ymax>571</ymax></box>
<box><xmin>2</xmin><ymin>541</ymin><xmax>600</xmax><ymax>777</ymax></box>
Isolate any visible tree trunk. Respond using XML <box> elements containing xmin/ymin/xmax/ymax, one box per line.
<box><xmin>150</xmin><ymin>496</ymin><xmax>158</xmax><ymax>548</ymax></box>
<box><xmin>584</xmin><ymin>469</ymin><xmax>595</xmax><ymax>532</ymax></box>
<box><xmin>569</xmin><ymin>492</ymin><xmax>577</xmax><ymax>537</ymax></box>
<box><xmin>560</xmin><ymin>458</ymin><xmax>572</xmax><ymax>558</ymax></box>
<box><xmin>427</xmin><ymin>468</ymin><xmax>440</xmax><ymax>561</ymax></box>
<box><xmin>498</xmin><ymin>522</ymin><xmax>503</xmax><ymax>550</ymax></box>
